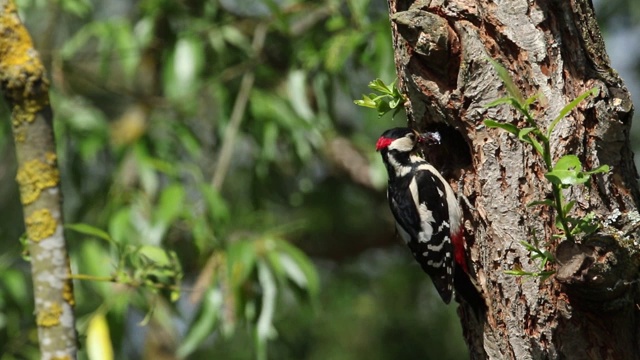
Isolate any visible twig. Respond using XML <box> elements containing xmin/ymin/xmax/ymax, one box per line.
<box><xmin>211</xmin><ymin>23</ymin><xmax>268</xmax><ymax>190</ymax></box>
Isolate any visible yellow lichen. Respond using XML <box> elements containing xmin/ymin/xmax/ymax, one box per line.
<box><xmin>0</xmin><ymin>2</ymin><xmax>33</xmax><ymax>69</ymax></box>
<box><xmin>0</xmin><ymin>0</ymin><xmax>49</xmax><ymax>111</ymax></box>
<box><xmin>45</xmin><ymin>151</ymin><xmax>57</xmax><ymax>163</ymax></box>
<box><xmin>51</xmin><ymin>356</ymin><xmax>71</xmax><ymax>360</ymax></box>
<box><xmin>13</xmin><ymin>127</ymin><xmax>25</xmax><ymax>142</ymax></box>
<box><xmin>36</xmin><ymin>302</ymin><xmax>62</xmax><ymax>327</ymax></box>
<box><xmin>25</xmin><ymin>208</ymin><xmax>56</xmax><ymax>242</ymax></box>
<box><xmin>15</xmin><ymin>156</ymin><xmax>59</xmax><ymax>205</ymax></box>
<box><xmin>63</xmin><ymin>273</ymin><xmax>75</xmax><ymax>307</ymax></box>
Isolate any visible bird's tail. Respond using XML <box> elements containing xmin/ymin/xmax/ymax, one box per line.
<box><xmin>454</xmin><ymin>265</ymin><xmax>486</xmax><ymax>319</ymax></box>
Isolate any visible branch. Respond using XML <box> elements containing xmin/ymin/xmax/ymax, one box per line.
<box><xmin>0</xmin><ymin>1</ymin><xmax>77</xmax><ymax>358</ymax></box>
<box><xmin>211</xmin><ymin>23</ymin><xmax>268</xmax><ymax>190</ymax></box>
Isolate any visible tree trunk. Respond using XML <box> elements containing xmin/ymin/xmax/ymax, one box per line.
<box><xmin>387</xmin><ymin>0</ymin><xmax>640</xmax><ymax>359</ymax></box>
<box><xmin>0</xmin><ymin>1</ymin><xmax>77</xmax><ymax>358</ymax></box>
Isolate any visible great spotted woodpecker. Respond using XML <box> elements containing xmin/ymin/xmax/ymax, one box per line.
<box><xmin>376</xmin><ymin>127</ymin><xmax>481</xmax><ymax>308</ymax></box>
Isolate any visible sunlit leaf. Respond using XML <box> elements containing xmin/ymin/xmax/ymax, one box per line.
<box><xmin>483</xmin><ymin>119</ymin><xmax>519</xmax><ymax>135</ymax></box>
<box><xmin>288</xmin><ymin>70</ymin><xmax>315</xmax><ymax>121</ymax></box>
<box><xmin>547</xmin><ymin>87</ymin><xmax>599</xmax><ymax>138</ymax></box>
<box><xmin>227</xmin><ymin>240</ymin><xmax>258</xmax><ymax>289</ymax></box>
<box><xmin>66</xmin><ymin>223</ymin><xmax>112</xmax><ymax>243</ymax></box>
<box><xmin>60</xmin><ymin>0</ymin><xmax>93</xmax><ymax>17</ymax></box>
<box><xmin>176</xmin><ymin>288</ymin><xmax>223</xmax><ymax>358</ymax></box>
<box><xmin>86</xmin><ymin>313</ymin><xmax>114</xmax><ymax>360</ymax></box>
<box><xmin>154</xmin><ymin>184</ymin><xmax>185</xmax><ymax>227</ymax></box>
<box><xmin>546</xmin><ymin>155</ymin><xmax>588</xmax><ymax>185</ymax></box>
<box><xmin>324</xmin><ymin>31</ymin><xmax>364</xmax><ymax>73</ymax></box>
<box><xmin>585</xmin><ymin>164</ymin><xmax>610</xmax><ymax>175</ymax></box>
<box><xmin>108</xmin><ymin>208</ymin><xmax>133</xmax><ymax>244</ymax></box>
<box><xmin>484</xmin><ymin>96</ymin><xmax>518</xmax><ymax>109</ymax></box>
<box><xmin>488</xmin><ymin>58</ymin><xmax>524</xmax><ymax>103</ymax></box>
<box><xmin>274</xmin><ymin>239</ymin><xmax>319</xmax><ymax>297</ymax></box>
<box><xmin>199</xmin><ymin>184</ymin><xmax>230</xmax><ymax>226</ymax></box>
<box><xmin>563</xmin><ymin>200</ymin><xmax>576</xmax><ymax>215</ymax></box>
<box><xmin>162</xmin><ymin>35</ymin><xmax>205</xmax><ymax>105</ymax></box>
<box><xmin>255</xmin><ymin>260</ymin><xmax>277</xmax><ymax>360</ymax></box>
<box><xmin>527</xmin><ymin>199</ymin><xmax>554</xmax><ymax>207</ymax></box>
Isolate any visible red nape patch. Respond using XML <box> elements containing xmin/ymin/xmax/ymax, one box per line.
<box><xmin>376</xmin><ymin>137</ymin><xmax>393</xmax><ymax>151</ymax></box>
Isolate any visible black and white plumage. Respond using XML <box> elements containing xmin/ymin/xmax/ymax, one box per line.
<box><xmin>376</xmin><ymin>127</ymin><xmax>465</xmax><ymax>304</ymax></box>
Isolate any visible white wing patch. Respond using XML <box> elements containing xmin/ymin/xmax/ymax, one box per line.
<box><xmin>416</xmin><ymin>163</ymin><xmax>462</xmax><ymax>232</ymax></box>
<box><xmin>410</xmin><ymin>176</ymin><xmax>440</xmax><ymax>244</ymax></box>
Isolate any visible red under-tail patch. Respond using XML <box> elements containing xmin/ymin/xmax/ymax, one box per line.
<box><xmin>376</xmin><ymin>137</ymin><xmax>393</xmax><ymax>151</ymax></box>
<box><xmin>452</xmin><ymin>230</ymin><xmax>468</xmax><ymax>273</ymax></box>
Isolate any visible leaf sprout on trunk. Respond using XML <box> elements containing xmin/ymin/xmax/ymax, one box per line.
<box><xmin>484</xmin><ymin>59</ymin><xmax>609</xmax><ymax>278</ymax></box>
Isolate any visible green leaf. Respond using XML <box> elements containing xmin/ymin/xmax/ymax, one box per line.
<box><xmin>517</xmin><ymin>127</ymin><xmax>544</xmax><ymax>154</ymax></box>
<box><xmin>484</xmin><ymin>119</ymin><xmax>519</xmax><ymax>135</ymax></box>
<box><xmin>255</xmin><ymin>260</ymin><xmax>277</xmax><ymax>360</ymax></box>
<box><xmin>66</xmin><ymin>223</ymin><xmax>113</xmax><ymax>243</ymax></box>
<box><xmin>539</xmin><ymin>271</ymin><xmax>555</xmax><ymax>281</ymax></box>
<box><xmin>376</xmin><ymin>99</ymin><xmax>392</xmax><ymax>117</ymax></box>
<box><xmin>154</xmin><ymin>184</ymin><xmax>185</xmax><ymax>227</ymax></box>
<box><xmin>520</xmin><ymin>240</ymin><xmax>537</xmax><ymax>252</ymax></box>
<box><xmin>162</xmin><ymin>35</ymin><xmax>205</xmax><ymax>105</ymax></box>
<box><xmin>353</xmin><ymin>94</ymin><xmax>377</xmax><ymax>109</ymax></box>
<box><xmin>220</xmin><ymin>25</ymin><xmax>252</xmax><ymax>54</ymax></box>
<box><xmin>389</xmin><ymin>96</ymin><xmax>401</xmax><ymax>109</ymax></box>
<box><xmin>488</xmin><ymin>58</ymin><xmax>524</xmax><ymax>104</ymax></box>
<box><xmin>86</xmin><ymin>313</ymin><xmax>114</xmax><ymax>360</ymax></box>
<box><xmin>546</xmin><ymin>155</ymin><xmax>588</xmax><ymax>185</ymax></box>
<box><xmin>547</xmin><ymin>87</ymin><xmax>599</xmax><ymax>138</ymax></box>
<box><xmin>484</xmin><ymin>96</ymin><xmax>518</xmax><ymax>109</ymax></box>
<box><xmin>554</xmin><ymin>155</ymin><xmax>582</xmax><ymax>171</ymax></box>
<box><xmin>527</xmin><ymin>199</ymin><xmax>554</xmax><ymax>207</ymax></box>
<box><xmin>278</xmin><ymin>253</ymin><xmax>308</xmax><ymax>290</ymax></box>
<box><xmin>274</xmin><ymin>239</ymin><xmax>319</xmax><ymax>297</ymax></box>
<box><xmin>569</xmin><ymin>212</ymin><xmax>600</xmax><ymax>236</ymax></box>
<box><xmin>523</xmin><ymin>93</ymin><xmax>540</xmax><ymax>108</ymax></box>
<box><xmin>60</xmin><ymin>0</ymin><xmax>93</xmax><ymax>17</ymax></box>
<box><xmin>324</xmin><ymin>31</ymin><xmax>364</xmax><ymax>73</ymax></box>
<box><xmin>563</xmin><ymin>200</ymin><xmax>576</xmax><ymax>215</ymax></box>
<box><xmin>227</xmin><ymin>240</ymin><xmax>258</xmax><ymax>288</ymax></box>
<box><xmin>585</xmin><ymin>164</ymin><xmax>610</xmax><ymax>175</ymax></box>
<box><xmin>368</xmin><ymin>78</ymin><xmax>393</xmax><ymax>95</ymax></box>
<box><xmin>199</xmin><ymin>184</ymin><xmax>230</xmax><ymax>225</ymax></box>
<box><xmin>528</xmin><ymin>135</ymin><xmax>544</xmax><ymax>157</ymax></box>
<box><xmin>176</xmin><ymin>288</ymin><xmax>223</xmax><ymax>358</ymax></box>
<box><xmin>108</xmin><ymin>208</ymin><xmax>133</xmax><ymax>244</ymax></box>
<box><xmin>137</xmin><ymin>245</ymin><xmax>171</xmax><ymax>266</ymax></box>
<box><xmin>504</xmin><ymin>269</ymin><xmax>528</xmax><ymax>276</ymax></box>
<box><xmin>518</xmin><ymin>127</ymin><xmax>536</xmax><ymax>140</ymax></box>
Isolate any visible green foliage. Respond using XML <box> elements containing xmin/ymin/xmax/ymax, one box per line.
<box><xmin>484</xmin><ymin>60</ymin><xmax>608</xmax><ymax>278</ymax></box>
<box><xmin>0</xmin><ymin>0</ymin><xmax>469</xmax><ymax>359</ymax></box>
<box><xmin>0</xmin><ymin>0</ymin><xmax>464</xmax><ymax>360</ymax></box>
<box><xmin>354</xmin><ymin>78</ymin><xmax>406</xmax><ymax>117</ymax></box>
<box><xmin>503</xmin><ymin>234</ymin><xmax>555</xmax><ymax>281</ymax></box>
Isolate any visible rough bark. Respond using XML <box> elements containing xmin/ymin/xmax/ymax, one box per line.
<box><xmin>0</xmin><ymin>1</ymin><xmax>77</xmax><ymax>359</ymax></box>
<box><xmin>387</xmin><ymin>0</ymin><xmax>640</xmax><ymax>359</ymax></box>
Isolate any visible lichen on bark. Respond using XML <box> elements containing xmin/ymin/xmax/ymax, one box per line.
<box><xmin>0</xmin><ymin>0</ymin><xmax>77</xmax><ymax>358</ymax></box>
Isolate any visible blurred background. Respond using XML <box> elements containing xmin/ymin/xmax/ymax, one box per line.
<box><xmin>0</xmin><ymin>0</ymin><xmax>637</xmax><ymax>359</ymax></box>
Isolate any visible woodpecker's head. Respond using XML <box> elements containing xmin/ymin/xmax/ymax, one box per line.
<box><xmin>376</xmin><ymin>127</ymin><xmax>440</xmax><ymax>154</ymax></box>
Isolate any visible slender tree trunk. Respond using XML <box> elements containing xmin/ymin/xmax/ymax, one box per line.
<box><xmin>387</xmin><ymin>0</ymin><xmax>640</xmax><ymax>358</ymax></box>
<box><xmin>0</xmin><ymin>1</ymin><xmax>77</xmax><ymax>358</ymax></box>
